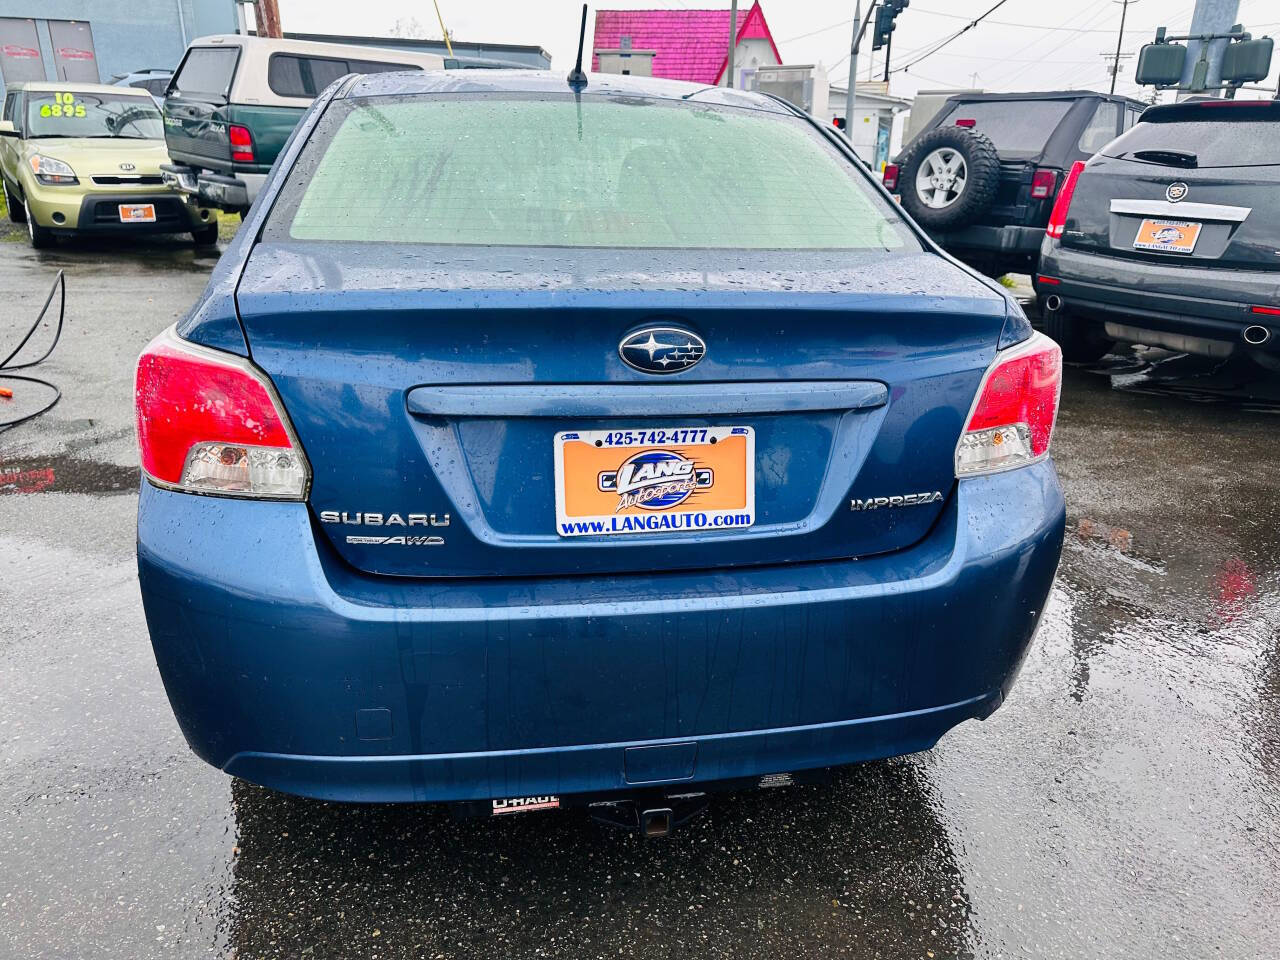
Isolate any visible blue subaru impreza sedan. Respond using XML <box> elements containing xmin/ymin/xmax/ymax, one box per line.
<box><xmin>135</xmin><ymin>70</ymin><xmax>1064</xmax><ymax>831</ymax></box>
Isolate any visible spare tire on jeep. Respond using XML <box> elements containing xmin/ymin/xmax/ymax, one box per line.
<box><xmin>897</xmin><ymin>126</ymin><xmax>1001</xmax><ymax>231</ymax></box>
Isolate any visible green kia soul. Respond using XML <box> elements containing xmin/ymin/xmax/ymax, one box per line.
<box><xmin>161</xmin><ymin>35</ymin><xmax>444</xmax><ymax>213</ymax></box>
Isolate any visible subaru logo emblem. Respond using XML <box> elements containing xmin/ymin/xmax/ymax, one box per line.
<box><xmin>119</xmin><ymin>162</ymin><xmax>136</xmax><ymax>171</ymax></box>
<box><xmin>619</xmin><ymin>326</ymin><xmax>706</xmax><ymax>374</ymax></box>
<box><xmin>1165</xmin><ymin>181</ymin><xmax>1188</xmax><ymax>203</ymax></box>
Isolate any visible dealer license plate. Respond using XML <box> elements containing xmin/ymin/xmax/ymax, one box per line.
<box><xmin>1133</xmin><ymin>218</ymin><xmax>1202</xmax><ymax>254</ymax></box>
<box><xmin>118</xmin><ymin>203</ymin><xmax>156</xmax><ymax>223</ymax></box>
<box><xmin>554</xmin><ymin>426</ymin><xmax>755</xmax><ymax>537</ymax></box>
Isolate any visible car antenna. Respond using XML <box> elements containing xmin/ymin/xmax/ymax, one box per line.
<box><xmin>567</xmin><ymin>4</ymin><xmax>589</xmax><ymax>89</ymax></box>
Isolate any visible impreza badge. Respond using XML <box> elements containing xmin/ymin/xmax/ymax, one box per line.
<box><xmin>851</xmin><ymin>491</ymin><xmax>944</xmax><ymax>511</ymax></box>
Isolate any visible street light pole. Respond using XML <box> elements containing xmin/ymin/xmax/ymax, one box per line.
<box><xmin>727</xmin><ymin>0</ymin><xmax>738</xmax><ymax>87</ymax></box>
<box><xmin>844</xmin><ymin>1</ymin><xmax>861</xmax><ymax>142</ymax></box>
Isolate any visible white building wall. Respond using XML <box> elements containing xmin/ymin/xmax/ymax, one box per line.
<box><xmin>721</xmin><ymin>37</ymin><xmax>777</xmax><ymax>88</ymax></box>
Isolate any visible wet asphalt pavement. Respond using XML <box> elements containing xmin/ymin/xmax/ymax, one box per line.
<box><xmin>1</xmin><ymin>237</ymin><xmax>1277</xmax><ymax>960</ymax></box>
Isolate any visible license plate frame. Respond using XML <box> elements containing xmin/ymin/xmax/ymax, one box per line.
<box><xmin>1132</xmin><ymin>218</ymin><xmax>1202</xmax><ymax>254</ymax></box>
<box><xmin>118</xmin><ymin>203</ymin><xmax>156</xmax><ymax>223</ymax></box>
<box><xmin>553</xmin><ymin>425</ymin><xmax>755</xmax><ymax>537</ymax></box>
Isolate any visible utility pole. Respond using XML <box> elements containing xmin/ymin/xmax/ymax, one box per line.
<box><xmin>726</xmin><ymin>0</ymin><xmax>738</xmax><ymax>87</ymax></box>
<box><xmin>883</xmin><ymin>22</ymin><xmax>892</xmax><ymax>81</ymax></box>
<box><xmin>1180</xmin><ymin>0</ymin><xmax>1240</xmax><ymax>94</ymax></box>
<box><xmin>844</xmin><ymin>1</ymin><xmax>865</xmax><ymax>144</ymax></box>
<box><xmin>1110</xmin><ymin>0</ymin><xmax>1133</xmax><ymax>94</ymax></box>
<box><xmin>254</xmin><ymin>0</ymin><xmax>282</xmax><ymax>39</ymax></box>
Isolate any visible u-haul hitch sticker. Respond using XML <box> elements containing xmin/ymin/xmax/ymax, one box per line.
<box><xmin>491</xmin><ymin>796</ymin><xmax>560</xmax><ymax>815</ymax></box>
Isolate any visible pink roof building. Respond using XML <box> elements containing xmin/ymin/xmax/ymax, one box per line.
<box><xmin>592</xmin><ymin>2</ymin><xmax>783</xmax><ymax>86</ymax></box>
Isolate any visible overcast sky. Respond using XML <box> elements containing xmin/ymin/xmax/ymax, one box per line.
<box><xmin>279</xmin><ymin>0</ymin><xmax>1280</xmax><ymax>101</ymax></box>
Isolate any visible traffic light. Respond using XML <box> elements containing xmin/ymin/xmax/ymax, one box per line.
<box><xmin>872</xmin><ymin>0</ymin><xmax>910</xmax><ymax>53</ymax></box>
<box><xmin>833</xmin><ymin>116</ymin><xmax>847</xmax><ymax>130</ymax></box>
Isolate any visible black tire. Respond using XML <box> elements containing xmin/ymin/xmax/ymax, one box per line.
<box><xmin>4</xmin><ymin>181</ymin><xmax>24</xmax><ymax>223</ymax></box>
<box><xmin>25</xmin><ymin>199</ymin><xmax>55</xmax><ymax>249</ymax></box>
<box><xmin>191</xmin><ymin>222</ymin><xmax>219</xmax><ymax>246</ymax></box>
<box><xmin>897</xmin><ymin>127</ymin><xmax>1001</xmax><ymax>231</ymax></box>
<box><xmin>1043</xmin><ymin>310</ymin><xmax>1114</xmax><ymax>363</ymax></box>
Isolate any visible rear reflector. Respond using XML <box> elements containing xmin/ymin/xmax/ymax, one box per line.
<box><xmin>135</xmin><ymin>328</ymin><xmax>309</xmax><ymax>498</ymax></box>
<box><xmin>956</xmin><ymin>332</ymin><xmax>1062</xmax><ymax>478</ymax></box>
<box><xmin>1046</xmin><ymin>160</ymin><xmax>1086</xmax><ymax>239</ymax></box>
<box><xmin>882</xmin><ymin>163</ymin><xmax>900</xmax><ymax>191</ymax></box>
<box><xmin>228</xmin><ymin>123</ymin><xmax>254</xmax><ymax>164</ymax></box>
<box><xmin>1030</xmin><ymin>168</ymin><xmax>1058</xmax><ymax>200</ymax></box>
<box><xmin>955</xmin><ymin>118</ymin><xmax>976</xmax><ymax>127</ymax></box>
<box><xmin>1250</xmin><ymin>305</ymin><xmax>1280</xmax><ymax>316</ymax></box>
<box><xmin>1037</xmin><ymin>275</ymin><xmax>1061</xmax><ymax>285</ymax></box>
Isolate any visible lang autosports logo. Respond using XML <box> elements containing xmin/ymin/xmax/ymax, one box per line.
<box><xmin>598</xmin><ymin>449</ymin><xmax>713</xmax><ymax>511</ymax></box>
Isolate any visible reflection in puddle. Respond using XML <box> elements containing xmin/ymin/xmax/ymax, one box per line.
<box><xmin>1080</xmin><ymin>351</ymin><xmax>1280</xmax><ymax>411</ymax></box>
<box><xmin>0</xmin><ymin>455</ymin><xmax>137</xmax><ymax>496</ymax></box>
<box><xmin>222</xmin><ymin>760</ymin><xmax>976</xmax><ymax>958</ymax></box>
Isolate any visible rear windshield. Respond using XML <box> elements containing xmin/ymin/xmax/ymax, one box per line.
<box><xmin>939</xmin><ymin>99</ymin><xmax>1074</xmax><ymax>155</ymax></box>
<box><xmin>1103</xmin><ymin>113</ymin><xmax>1280</xmax><ymax>168</ymax></box>
<box><xmin>172</xmin><ymin>47</ymin><xmax>238</xmax><ymax>99</ymax></box>
<box><xmin>265</xmin><ymin>94</ymin><xmax>915</xmax><ymax>251</ymax></box>
<box><xmin>26</xmin><ymin>91</ymin><xmax>162</xmax><ymax>139</ymax></box>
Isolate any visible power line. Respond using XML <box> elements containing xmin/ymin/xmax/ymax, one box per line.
<box><xmin>908</xmin><ymin>3</ymin><xmax>1137</xmax><ymax>33</ymax></box>
<box><xmin>890</xmin><ymin>0</ymin><xmax>1016</xmax><ymax>74</ymax></box>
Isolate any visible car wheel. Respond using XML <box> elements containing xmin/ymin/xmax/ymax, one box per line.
<box><xmin>897</xmin><ymin>127</ymin><xmax>1001</xmax><ymax>231</ymax></box>
<box><xmin>1043</xmin><ymin>309</ymin><xmax>1114</xmax><ymax>363</ymax></box>
<box><xmin>25</xmin><ymin>199</ymin><xmax>55</xmax><ymax>249</ymax></box>
<box><xmin>191</xmin><ymin>222</ymin><xmax>220</xmax><ymax>246</ymax></box>
<box><xmin>3</xmin><ymin>181</ymin><xmax>24</xmax><ymax>223</ymax></box>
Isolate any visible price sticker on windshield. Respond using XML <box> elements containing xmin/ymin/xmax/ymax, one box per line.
<box><xmin>39</xmin><ymin>92</ymin><xmax>86</xmax><ymax>119</ymax></box>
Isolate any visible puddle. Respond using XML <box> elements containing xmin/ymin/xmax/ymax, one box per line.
<box><xmin>0</xmin><ymin>455</ymin><xmax>138</xmax><ymax>496</ymax></box>
<box><xmin>1078</xmin><ymin>351</ymin><xmax>1280</xmax><ymax>411</ymax></box>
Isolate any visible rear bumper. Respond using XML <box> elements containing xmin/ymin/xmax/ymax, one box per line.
<box><xmin>137</xmin><ymin>461</ymin><xmax>1065</xmax><ymax>804</ymax></box>
<box><xmin>934</xmin><ymin>224</ymin><xmax>1045</xmax><ymax>257</ymax></box>
<box><xmin>161</xmin><ymin>164</ymin><xmax>264</xmax><ymax>209</ymax></box>
<box><xmin>1038</xmin><ymin>241</ymin><xmax>1280</xmax><ymax>355</ymax></box>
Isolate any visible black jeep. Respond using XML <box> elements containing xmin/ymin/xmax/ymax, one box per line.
<box><xmin>886</xmin><ymin>91</ymin><xmax>1147</xmax><ymax>277</ymax></box>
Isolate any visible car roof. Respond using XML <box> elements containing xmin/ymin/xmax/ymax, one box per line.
<box><xmin>341</xmin><ymin>68</ymin><xmax>794</xmax><ymax>114</ymax></box>
<box><xmin>7</xmin><ymin>80</ymin><xmax>155</xmax><ymax>97</ymax></box>
<box><xmin>946</xmin><ymin>90</ymin><xmax>1147</xmax><ymax>107</ymax></box>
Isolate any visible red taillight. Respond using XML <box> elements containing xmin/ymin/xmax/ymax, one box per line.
<box><xmin>956</xmin><ymin>333</ymin><xmax>1062</xmax><ymax>477</ymax></box>
<box><xmin>135</xmin><ymin>329</ymin><xmax>308</xmax><ymax>498</ymax></box>
<box><xmin>228</xmin><ymin>123</ymin><xmax>254</xmax><ymax>163</ymax></box>
<box><xmin>955</xmin><ymin>118</ymin><xmax>976</xmax><ymax>128</ymax></box>
<box><xmin>1030</xmin><ymin>167</ymin><xmax>1057</xmax><ymax>200</ymax></box>
<box><xmin>1046</xmin><ymin>160</ymin><xmax>1085</xmax><ymax>239</ymax></box>
<box><xmin>1250</xmin><ymin>305</ymin><xmax>1280</xmax><ymax>316</ymax></box>
<box><xmin>1037</xmin><ymin>275</ymin><xmax>1061</xmax><ymax>285</ymax></box>
<box><xmin>882</xmin><ymin>163</ymin><xmax>900</xmax><ymax>191</ymax></box>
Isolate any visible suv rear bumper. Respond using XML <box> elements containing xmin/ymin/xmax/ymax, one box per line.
<box><xmin>1039</xmin><ymin>242</ymin><xmax>1280</xmax><ymax>356</ymax></box>
<box><xmin>934</xmin><ymin>224</ymin><xmax>1045</xmax><ymax>255</ymax></box>
<box><xmin>137</xmin><ymin>462</ymin><xmax>1065</xmax><ymax>804</ymax></box>
<box><xmin>161</xmin><ymin>164</ymin><xmax>264</xmax><ymax>210</ymax></box>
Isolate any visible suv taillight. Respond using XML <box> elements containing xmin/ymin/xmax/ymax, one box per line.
<box><xmin>135</xmin><ymin>328</ymin><xmax>309</xmax><ymax>498</ymax></box>
<box><xmin>1030</xmin><ymin>167</ymin><xmax>1057</xmax><ymax>200</ymax></box>
<box><xmin>228</xmin><ymin>123</ymin><xmax>254</xmax><ymax>163</ymax></box>
<box><xmin>956</xmin><ymin>333</ymin><xmax>1062</xmax><ymax>478</ymax></box>
<box><xmin>882</xmin><ymin>163</ymin><xmax>900</xmax><ymax>191</ymax></box>
<box><xmin>1046</xmin><ymin>161</ymin><xmax>1085</xmax><ymax>239</ymax></box>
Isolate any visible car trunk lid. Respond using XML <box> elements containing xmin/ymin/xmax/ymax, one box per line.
<box><xmin>235</xmin><ymin>244</ymin><xmax>1009</xmax><ymax>578</ymax></box>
